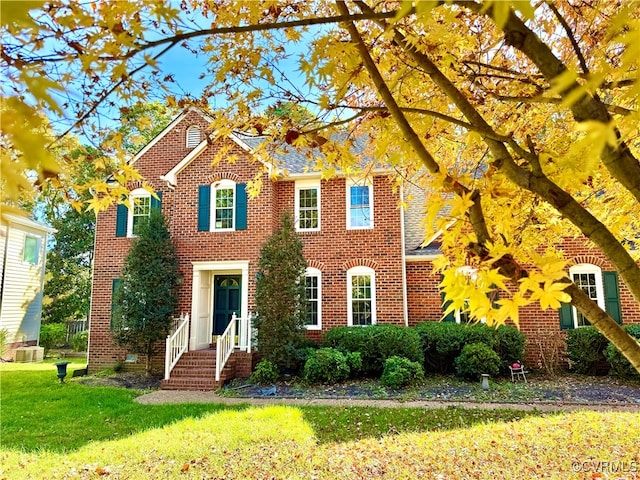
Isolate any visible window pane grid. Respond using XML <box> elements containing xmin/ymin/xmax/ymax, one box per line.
<box><xmin>572</xmin><ymin>272</ymin><xmax>597</xmax><ymax>327</ymax></box>
<box><xmin>215</xmin><ymin>187</ymin><xmax>234</xmax><ymax>229</ymax></box>
<box><xmin>351</xmin><ymin>274</ymin><xmax>372</xmax><ymax>325</ymax></box>
<box><xmin>305</xmin><ymin>275</ymin><xmax>319</xmax><ymax>326</ymax></box>
<box><xmin>299</xmin><ymin>188</ymin><xmax>319</xmax><ymax>229</ymax></box>
<box><xmin>132</xmin><ymin>196</ymin><xmax>151</xmax><ymax>235</ymax></box>
<box><xmin>352</xmin><ymin>300</ymin><xmax>372</xmax><ymax>326</ymax></box>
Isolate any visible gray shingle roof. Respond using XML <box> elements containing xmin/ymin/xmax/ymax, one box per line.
<box><xmin>234</xmin><ymin>132</ymin><xmax>376</xmax><ymax>176</ymax></box>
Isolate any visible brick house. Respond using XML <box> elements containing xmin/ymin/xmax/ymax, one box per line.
<box><xmin>88</xmin><ymin>108</ymin><xmax>639</xmax><ymax>388</ymax></box>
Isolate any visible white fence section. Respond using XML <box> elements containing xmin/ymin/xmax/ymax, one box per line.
<box><xmin>215</xmin><ymin>313</ymin><xmax>253</xmax><ymax>382</ymax></box>
<box><xmin>164</xmin><ymin>313</ymin><xmax>190</xmax><ymax>380</ymax></box>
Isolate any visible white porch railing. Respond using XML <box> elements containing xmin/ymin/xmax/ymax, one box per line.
<box><xmin>216</xmin><ymin>313</ymin><xmax>253</xmax><ymax>382</ymax></box>
<box><xmin>164</xmin><ymin>313</ymin><xmax>190</xmax><ymax>380</ymax></box>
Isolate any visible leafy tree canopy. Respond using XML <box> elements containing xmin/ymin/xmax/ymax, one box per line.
<box><xmin>2</xmin><ymin>0</ymin><xmax>640</xmax><ymax>370</ymax></box>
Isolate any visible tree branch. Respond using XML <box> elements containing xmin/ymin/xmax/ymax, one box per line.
<box><xmin>344</xmin><ymin>0</ymin><xmax>492</xmax><ymax>246</ymax></box>
<box><xmin>545</xmin><ymin>1</ymin><xmax>589</xmax><ymax>74</ymax></box>
<box><xmin>457</xmin><ymin>0</ymin><xmax>640</xmax><ymax>206</ymax></box>
<box><xmin>488</xmin><ymin>93</ymin><xmax>634</xmax><ymax>116</ymax></box>
<box><xmin>49</xmin><ymin>41</ymin><xmax>179</xmax><ymax>147</ymax></box>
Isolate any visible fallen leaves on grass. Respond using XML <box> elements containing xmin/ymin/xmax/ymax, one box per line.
<box><xmin>1</xmin><ymin>408</ymin><xmax>638</xmax><ymax>479</ymax></box>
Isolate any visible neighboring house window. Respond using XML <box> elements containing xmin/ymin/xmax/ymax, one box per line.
<box><xmin>197</xmin><ymin>182</ymin><xmax>247</xmax><ymax>232</ymax></box>
<box><xmin>347</xmin><ymin>266</ymin><xmax>376</xmax><ymax>326</ymax></box>
<box><xmin>305</xmin><ymin>268</ymin><xmax>322</xmax><ymax>330</ymax></box>
<box><xmin>186</xmin><ymin>125</ymin><xmax>201</xmax><ymax>148</ymax></box>
<box><xmin>212</xmin><ymin>180</ymin><xmax>235</xmax><ymax>231</ymax></box>
<box><xmin>295</xmin><ymin>180</ymin><xmax>320</xmax><ymax>231</ymax></box>
<box><xmin>347</xmin><ymin>180</ymin><xmax>373</xmax><ymax>229</ymax></box>
<box><xmin>23</xmin><ymin>236</ymin><xmax>40</xmax><ymax>265</ymax></box>
<box><xmin>115</xmin><ymin>189</ymin><xmax>162</xmax><ymax>238</ymax></box>
<box><xmin>559</xmin><ymin>264</ymin><xmax>622</xmax><ymax>329</ymax></box>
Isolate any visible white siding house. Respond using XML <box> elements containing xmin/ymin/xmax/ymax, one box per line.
<box><xmin>0</xmin><ymin>213</ymin><xmax>55</xmax><ymax>359</ymax></box>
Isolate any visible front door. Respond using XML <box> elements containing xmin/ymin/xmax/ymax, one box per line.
<box><xmin>213</xmin><ymin>275</ymin><xmax>241</xmax><ymax>336</ymax></box>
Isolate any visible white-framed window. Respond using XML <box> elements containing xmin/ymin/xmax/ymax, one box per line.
<box><xmin>347</xmin><ymin>266</ymin><xmax>376</xmax><ymax>326</ymax></box>
<box><xmin>305</xmin><ymin>267</ymin><xmax>322</xmax><ymax>330</ymax></box>
<box><xmin>127</xmin><ymin>188</ymin><xmax>151</xmax><ymax>237</ymax></box>
<box><xmin>186</xmin><ymin>125</ymin><xmax>201</xmax><ymax>148</ymax></box>
<box><xmin>23</xmin><ymin>235</ymin><xmax>40</xmax><ymax>265</ymax></box>
<box><xmin>569</xmin><ymin>264</ymin><xmax>605</xmax><ymax>328</ymax></box>
<box><xmin>211</xmin><ymin>180</ymin><xmax>235</xmax><ymax>231</ymax></box>
<box><xmin>346</xmin><ymin>180</ymin><xmax>373</xmax><ymax>229</ymax></box>
<box><xmin>295</xmin><ymin>180</ymin><xmax>320</xmax><ymax>231</ymax></box>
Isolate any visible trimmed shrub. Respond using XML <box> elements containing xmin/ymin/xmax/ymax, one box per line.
<box><xmin>380</xmin><ymin>356</ymin><xmax>425</xmax><ymax>389</ymax></box>
<box><xmin>462</xmin><ymin>323</ymin><xmax>498</xmax><ymax>350</ymax></box>
<box><xmin>414</xmin><ymin>322</ymin><xmax>467</xmax><ymax>374</ymax></box>
<box><xmin>323</xmin><ymin>325</ymin><xmax>423</xmax><ymax>377</ymax></box>
<box><xmin>454</xmin><ymin>342</ymin><xmax>501</xmax><ymax>380</ymax></box>
<box><xmin>604</xmin><ymin>326</ymin><xmax>640</xmax><ymax>379</ymax></box>
<box><xmin>566</xmin><ymin>327</ymin><xmax>609</xmax><ymax>375</ymax></box>
<box><xmin>249</xmin><ymin>360</ymin><xmax>280</xmax><ymax>385</ymax></box>
<box><xmin>415</xmin><ymin>322</ymin><xmax>526</xmax><ymax>376</ymax></box>
<box><xmin>39</xmin><ymin>323</ymin><xmax>67</xmax><ymax>357</ymax></box>
<box><xmin>303</xmin><ymin>348</ymin><xmax>350</xmax><ymax>384</ymax></box>
<box><xmin>494</xmin><ymin>326</ymin><xmax>525</xmax><ymax>372</ymax></box>
<box><xmin>345</xmin><ymin>351</ymin><xmax>363</xmax><ymax>377</ymax></box>
<box><xmin>72</xmin><ymin>330</ymin><xmax>89</xmax><ymax>352</ymax></box>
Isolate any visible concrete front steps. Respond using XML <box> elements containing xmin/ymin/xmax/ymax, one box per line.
<box><xmin>160</xmin><ymin>348</ymin><xmax>258</xmax><ymax>391</ymax></box>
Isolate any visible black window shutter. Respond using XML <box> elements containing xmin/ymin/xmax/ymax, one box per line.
<box><xmin>151</xmin><ymin>191</ymin><xmax>162</xmax><ymax>210</ymax></box>
<box><xmin>603</xmin><ymin>271</ymin><xmax>622</xmax><ymax>324</ymax></box>
<box><xmin>236</xmin><ymin>183</ymin><xmax>247</xmax><ymax>230</ymax></box>
<box><xmin>559</xmin><ymin>303</ymin><xmax>574</xmax><ymax>330</ymax></box>
<box><xmin>198</xmin><ymin>185</ymin><xmax>211</xmax><ymax>231</ymax></box>
<box><xmin>115</xmin><ymin>204</ymin><xmax>128</xmax><ymax>237</ymax></box>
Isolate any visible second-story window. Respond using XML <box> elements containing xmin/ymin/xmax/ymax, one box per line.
<box><xmin>212</xmin><ymin>180</ymin><xmax>235</xmax><ymax>231</ymax></box>
<box><xmin>197</xmin><ymin>182</ymin><xmax>247</xmax><ymax>232</ymax></box>
<box><xmin>347</xmin><ymin>180</ymin><xmax>373</xmax><ymax>229</ymax></box>
<box><xmin>295</xmin><ymin>180</ymin><xmax>320</xmax><ymax>232</ymax></box>
<box><xmin>128</xmin><ymin>188</ymin><xmax>151</xmax><ymax>237</ymax></box>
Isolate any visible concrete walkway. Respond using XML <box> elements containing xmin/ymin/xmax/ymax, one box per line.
<box><xmin>135</xmin><ymin>390</ymin><xmax>640</xmax><ymax>412</ymax></box>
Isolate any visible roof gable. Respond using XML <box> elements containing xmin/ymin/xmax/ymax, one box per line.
<box><xmin>130</xmin><ymin>107</ymin><xmax>214</xmax><ymax>165</ymax></box>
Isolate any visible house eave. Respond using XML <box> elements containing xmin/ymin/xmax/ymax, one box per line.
<box><xmin>405</xmin><ymin>253</ymin><xmax>442</xmax><ymax>262</ymax></box>
<box><xmin>1</xmin><ymin>214</ymin><xmax>56</xmax><ymax>234</ymax></box>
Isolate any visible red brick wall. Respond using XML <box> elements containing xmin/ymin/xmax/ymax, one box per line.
<box><xmin>88</xmin><ymin>110</ymin><xmax>406</xmax><ymax>372</ymax></box>
<box><xmin>276</xmin><ymin>176</ymin><xmax>406</xmax><ymax>342</ymax></box>
<box><xmin>405</xmin><ymin>261</ymin><xmax>443</xmax><ymax>324</ymax></box>
<box><xmin>405</xmin><ymin>239</ymin><xmax>640</xmax><ymax>367</ymax></box>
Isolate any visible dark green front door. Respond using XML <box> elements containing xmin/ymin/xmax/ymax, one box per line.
<box><xmin>213</xmin><ymin>275</ymin><xmax>241</xmax><ymax>336</ymax></box>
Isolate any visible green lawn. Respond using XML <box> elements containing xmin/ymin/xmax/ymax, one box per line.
<box><xmin>1</xmin><ymin>362</ymin><xmax>638</xmax><ymax>479</ymax></box>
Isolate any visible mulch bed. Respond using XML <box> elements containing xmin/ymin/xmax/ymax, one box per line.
<box><xmin>78</xmin><ymin>371</ymin><xmax>640</xmax><ymax>405</ymax></box>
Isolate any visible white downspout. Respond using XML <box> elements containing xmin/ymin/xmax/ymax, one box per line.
<box><xmin>400</xmin><ymin>184</ymin><xmax>409</xmax><ymax>327</ymax></box>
